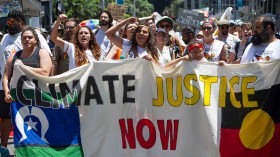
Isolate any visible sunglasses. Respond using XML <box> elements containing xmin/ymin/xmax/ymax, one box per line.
<box><xmin>7</xmin><ymin>18</ymin><xmax>17</xmax><ymax>26</ymax></box>
<box><xmin>220</xmin><ymin>25</ymin><xmax>229</xmax><ymax>30</ymax></box>
<box><xmin>202</xmin><ymin>27</ymin><xmax>212</xmax><ymax>31</ymax></box>
<box><xmin>64</xmin><ymin>26</ymin><xmax>75</xmax><ymax>30</ymax></box>
<box><xmin>160</xmin><ymin>24</ymin><xmax>170</xmax><ymax>29</ymax></box>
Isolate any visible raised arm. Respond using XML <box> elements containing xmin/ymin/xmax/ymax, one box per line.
<box><xmin>50</xmin><ymin>14</ymin><xmax>67</xmax><ymax>49</ymax></box>
<box><xmin>105</xmin><ymin>17</ymin><xmax>137</xmax><ymax>48</ymax></box>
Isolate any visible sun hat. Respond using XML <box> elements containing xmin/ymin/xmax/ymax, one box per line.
<box><xmin>156</xmin><ymin>16</ymin><xmax>174</xmax><ymax>29</ymax></box>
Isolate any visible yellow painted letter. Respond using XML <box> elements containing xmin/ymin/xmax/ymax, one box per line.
<box><xmin>183</xmin><ymin>74</ymin><xmax>200</xmax><ymax>105</ymax></box>
<box><xmin>242</xmin><ymin>76</ymin><xmax>258</xmax><ymax>107</ymax></box>
<box><xmin>200</xmin><ymin>75</ymin><xmax>218</xmax><ymax>106</ymax></box>
<box><xmin>153</xmin><ymin>77</ymin><xmax>164</xmax><ymax>106</ymax></box>
<box><xmin>229</xmin><ymin>76</ymin><xmax>241</xmax><ymax>108</ymax></box>
<box><xmin>167</xmin><ymin>76</ymin><xmax>183</xmax><ymax>107</ymax></box>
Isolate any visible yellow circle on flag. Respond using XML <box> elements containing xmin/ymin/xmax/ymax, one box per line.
<box><xmin>239</xmin><ymin>109</ymin><xmax>275</xmax><ymax>149</ymax></box>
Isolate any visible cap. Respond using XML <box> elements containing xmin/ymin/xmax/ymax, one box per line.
<box><xmin>196</xmin><ymin>31</ymin><xmax>203</xmax><ymax>37</ymax></box>
<box><xmin>218</xmin><ymin>20</ymin><xmax>230</xmax><ymax>26</ymax></box>
<box><xmin>156</xmin><ymin>16</ymin><xmax>174</xmax><ymax>29</ymax></box>
<box><xmin>155</xmin><ymin>28</ymin><xmax>167</xmax><ymax>34</ymax></box>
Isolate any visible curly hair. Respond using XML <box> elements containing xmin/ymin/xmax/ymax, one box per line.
<box><xmin>71</xmin><ymin>26</ymin><xmax>101</xmax><ymax>67</ymax></box>
<box><xmin>129</xmin><ymin>25</ymin><xmax>158</xmax><ymax>62</ymax></box>
<box><xmin>8</xmin><ymin>10</ymin><xmax>26</xmax><ymax>24</ymax></box>
<box><xmin>21</xmin><ymin>27</ymin><xmax>41</xmax><ymax>48</ymax></box>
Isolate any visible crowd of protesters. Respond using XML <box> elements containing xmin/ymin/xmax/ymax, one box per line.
<box><xmin>0</xmin><ymin>9</ymin><xmax>280</xmax><ymax>155</ymax></box>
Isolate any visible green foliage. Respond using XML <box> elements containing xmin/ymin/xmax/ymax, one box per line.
<box><xmin>53</xmin><ymin>0</ymin><xmax>102</xmax><ymax>22</ymax></box>
<box><xmin>52</xmin><ymin>0</ymin><xmax>154</xmax><ymax>21</ymax></box>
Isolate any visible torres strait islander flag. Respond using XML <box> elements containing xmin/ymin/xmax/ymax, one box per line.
<box><xmin>9</xmin><ymin>62</ymin><xmax>87</xmax><ymax>157</ymax></box>
<box><xmin>219</xmin><ymin>61</ymin><xmax>280</xmax><ymax>157</ymax></box>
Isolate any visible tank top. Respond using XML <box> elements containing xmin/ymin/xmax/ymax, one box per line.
<box><xmin>12</xmin><ymin>47</ymin><xmax>40</xmax><ymax>68</ymax></box>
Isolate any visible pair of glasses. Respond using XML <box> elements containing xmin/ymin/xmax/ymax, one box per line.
<box><xmin>202</xmin><ymin>27</ymin><xmax>212</xmax><ymax>31</ymax></box>
<box><xmin>160</xmin><ymin>24</ymin><xmax>170</xmax><ymax>29</ymax></box>
<box><xmin>220</xmin><ymin>25</ymin><xmax>229</xmax><ymax>30</ymax></box>
<box><xmin>64</xmin><ymin>26</ymin><xmax>75</xmax><ymax>30</ymax></box>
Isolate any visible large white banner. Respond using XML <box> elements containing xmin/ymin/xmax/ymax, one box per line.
<box><xmin>10</xmin><ymin>59</ymin><xmax>280</xmax><ymax>157</ymax></box>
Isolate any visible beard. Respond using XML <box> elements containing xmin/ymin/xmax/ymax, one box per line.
<box><xmin>99</xmin><ymin>20</ymin><xmax>109</xmax><ymax>26</ymax></box>
<box><xmin>63</xmin><ymin>32</ymin><xmax>72</xmax><ymax>41</ymax></box>
<box><xmin>8</xmin><ymin>25</ymin><xmax>21</xmax><ymax>35</ymax></box>
<box><xmin>251</xmin><ymin>31</ymin><xmax>269</xmax><ymax>45</ymax></box>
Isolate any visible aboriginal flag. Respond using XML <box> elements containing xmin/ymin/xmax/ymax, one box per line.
<box><xmin>220</xmin><ymin>82</ymin><xmax>280</xmax><ymax>157</ymax></box>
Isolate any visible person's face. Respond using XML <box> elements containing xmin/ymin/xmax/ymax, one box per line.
<box><xmin>21</xmin><ymin>30</ymin><xmax>37</xmax><ymax>50</ymax></box>
<box><xmin>201</xmin><ymin>23</ymin><xmax>214</xmax><ymax>37</ymax></box>
<box><xmin>136</xmin><ymin>27</ymin><xmax>149</xmax><ymax>48</ymax></box>
<box><xmin>219</xmin><ymin>24</ymin><xmax>229</xmax><ymax>36</ymax></box>
<box><xmin>99</xmin><ymin>13</ymin><xmax>110</xmax><ymax>26</ymax></box>
<box><xmin>147</xmin><ymin>19</ymin><xmax>156</xmax><ymax>32</ymax></box>
<box><xmin>189</xmin><ymin>46</ymin><xmax>204</xmax><ymax>60</ymax></box>
<box><xmin>7</xmin><ymin>18</ymin><xmax>21</xmax><ymax>35</ymax></box>
<box><xmin>64</xmin><ymin>21</ymin><xmax>76</xmax><ymax>34</ymax></box>
<box><xmin>241</xmin><ymin>25</ymin><xmax>252</xmax><ymax>39</ymax></box>
<box><xmin>78</xmin><ymin>27</ymin><xmax>91</xmax><ymax>47</ymax></box>
<box><xmin>181</xmin><ymin>32</ymin><xmax>193</xmax><ymax>44</ymax></box>
<box><xmin>251</xmin><ymin>18</ymin><xmax>269</xmax><ymax>45</ymax></box>
<box><xmin>159</xmin><ymin>21</ymin><xmax>172</xmax><ymax>32</ymax></box>
<box><xmin>155</xmin><ymin>32</ymin><xmax>167</xmax><ymax>44</ymax></box>
<box><xmin>126</xmin><ymin>23</ymin><xmax>138</xmax><ymax>38</ymax></box>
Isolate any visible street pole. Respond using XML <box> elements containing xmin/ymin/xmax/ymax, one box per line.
<box><xmin>133</xmin><ymin>0</ymin><xmax>136</xmax><ymax>16</ymax></box>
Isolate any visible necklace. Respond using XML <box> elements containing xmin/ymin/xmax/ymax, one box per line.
<box><xmin>203</xmin><ymin>39</ymin><xmax>214</xmax><ymax>54</ymax></box>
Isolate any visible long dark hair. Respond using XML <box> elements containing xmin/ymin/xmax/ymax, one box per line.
<box><xmin>21</xmin><ymin>27</ymin><xmax>41</xmax><ymax>49</ymax></box>
<box><xmin>129</xmin><ymin>25</ymin><xmax>159</xmax><ymax>62</ymax></box>
<box><xmin>71</xmin><ymin>26</ymin><xmax>101</xmax><ymax>66</ymax></box>
<box><xmin>98</xmin><ymin>10</ymin><xmax>113</xmax><ymax>28</ymax></box>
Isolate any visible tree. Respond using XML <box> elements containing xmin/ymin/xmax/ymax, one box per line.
<box><xmin>52</xmin><ymin>0</ymin><xmax>154</xmax><ymax>22</ymax></box>
<box><xmin>53</xmin><ymin>0</ymin><xmax>102</xmax><ymax>22</ymax></box>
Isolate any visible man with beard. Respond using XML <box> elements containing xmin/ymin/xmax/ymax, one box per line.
<box><xmin>95</xmin><ymin>10</ymin><xmax>114</xmax><ymax>60</ymax></box>
<box><xmin>241</xmin><ymin>15</ymin><xmax>280</xmax><ymax>63</ymax></box>
<box><xmin>0</xmin><ymin>10</ymin><xmax>50</xmax><ymax>151</ymax></box>
<box><xmin>215</xmin><ymin>20</ymin><xmax>240</xmax><ymax>60</ymax></box>
<box><xmin>51</xmin><ymin>18</ymin><xmax>77</xmax><ymax>75</ymax></box>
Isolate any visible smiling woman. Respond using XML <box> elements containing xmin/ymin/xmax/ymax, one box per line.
<box><xmin>105</xmin><ymin>17</ymin><xmax>159</xmax><ymax>64</ymax></box>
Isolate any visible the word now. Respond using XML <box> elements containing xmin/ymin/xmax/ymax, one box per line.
<box><xmin>119</xmin><ymin>119</ymin><xmax>179</xmax><ymax>150</ymax></box>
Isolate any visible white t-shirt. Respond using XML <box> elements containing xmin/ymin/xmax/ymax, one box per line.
<box><xmin>214</xmin><ymin>34</ymin><xmax>240</xmax><ymax>53</ymax></box>
<box><xmin>63</xmin><ymin>41</ymin><xmax>97</xmax><ymax>70</ymax></box>
<box><xmin>204</xmin><ymin>40</ymin><xmax>225</xmax><ymax>62</ymax></box>
<box><xmin>241</xmin><ymin>39</ymin><xmax>280</xmax><ymax>63</ymax></box>
<box><xmin>158</xmin><ymin>46</ymin><xmax>172</xmax><ymax>66</ymax></box>
<box><xmin>122</xmin><ymin>39</ymin><xmax>148</xmax><ymax>59</ymax></box>
<box><xmin>95</xmin><ymin>29</ymin><xmax>112</xmax><ymax>61</ymax></box>
<box><xmin>0</xmin><ymin>32</ymin><xmax>51</xmax><ymax>90</ymax></box>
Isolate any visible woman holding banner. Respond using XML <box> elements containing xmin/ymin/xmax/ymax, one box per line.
<box><xmin>3</xmin><ymin>27</ymin><xmax>52</xmax><ymax>103</ymax></box>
